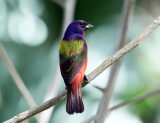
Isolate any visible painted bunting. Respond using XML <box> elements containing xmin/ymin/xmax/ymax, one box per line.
<box><xmin>59</xmin><ymin>20</ymin><xmax>93</xmax><ymax>114</ymax></box>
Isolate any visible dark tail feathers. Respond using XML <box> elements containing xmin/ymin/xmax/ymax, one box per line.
<box><xmin>66</xmin><ymin>85</ymin><xmax>84</xmax><ymax>114</ymax></box>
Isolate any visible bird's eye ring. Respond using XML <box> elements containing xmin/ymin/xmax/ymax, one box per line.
<box><xmin>79</xmin><ymin>22</ymin><xmax>84</xmax><ymax>27</ymax></box>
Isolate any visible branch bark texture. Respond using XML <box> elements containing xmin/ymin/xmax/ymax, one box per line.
<box><xmin>0</xmin><ymin>43</ymin><xmax>38</xmax><ymax>121</ymax></box>
<box><xmin>85</xmin><ymin>87</ymin><xmax>160</xmax><ymax>123</ymax></box>
<box><xmin>4</xmin><ymin>15</ymin><xmax>160</xmax><ymax>123</ymax></box>
<box><xmin>95</xmin><ymin>0</ymin><xmax>135</xmax><ymax>122</ymax></box>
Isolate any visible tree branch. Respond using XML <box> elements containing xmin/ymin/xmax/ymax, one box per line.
<box><xmin>3</xmin><ymin>15</ymin><xmax>160</xmax><ymax>123</ymax></box>
<box><xmin>52</xmin><ymin>0</ymin><xmax>65</xmax><ymax>7</ymax></box>
<box><xmin>61</xmin><ymin>0</ymin><xmax>77</xmax><ymax>36</ymax></box>
<box><xmin>95</xmin><ymin>0</ymin><xmax>135</xmax><ymax>122</ymax></box>
<box><xmin>93</xmin><ymin>85</ymin><xmax>105</xmax><ymax>92</ymax></box>
<box><xmin>84</xmin><ymin>87</ymin><xmax>160</xmax><ymax>123</ymax></box>
<box><xmin>0</xmin><ymin>43</ymin><xmax>39</xmax><ymax>121</ymax></box>
<box><xmin>38</xmin><ymin>68</ymin><xmax>61</xmax><ymax>123</ymax></box>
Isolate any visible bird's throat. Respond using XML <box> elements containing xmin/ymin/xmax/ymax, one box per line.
<box><xmin>83</xmin><ymin>29</ymin><xmax>87</xmax><ymax>36</ymax></box>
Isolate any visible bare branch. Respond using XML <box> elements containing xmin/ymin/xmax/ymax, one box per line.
<box><xmin>84</xmin><ymin>87</ymin><xmax>160</xmax><ymax>123</ymax></box>
<box><xmin>38</xmin><ymin>69</ymin><xmax>61</xmax><ymax>123</ymax></box>
<box><xmin>93</xmin><ymin>85</ymin><xmax>105</xmax><ymax>92</ymax></box>
<box><xmin>95</xmin><ymin>0</ymin><xmax>135</xmax><ymax>122</ymax></box>
<box><xmin>0</xmin><ymin>43</ymin><xmax>39</xmax><ymax>121</ymax></box>
<box><xmin>61</xmin><ymin>0</ymin><xmax>77</xmax><ymax>36</ymax></box>
<box><xmin>4</xmin><ymin>91</ymin><xmax>67</xmax><ymax>123</ymax></box>
<box><xmin>3</xmin><ymin>15</ymin><xmax>160</xmax><ymax>123</ymax></box>
<box><xmin>110</xmin><ymin>88</ymin><xmax>160</xmax><ymax>111</ymax></box>
<box><xmin>52</xmin><ymin>0</ymin><xmax>65</xmax><ymax>7</ymax></box>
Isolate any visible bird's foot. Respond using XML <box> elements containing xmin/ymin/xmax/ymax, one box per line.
<box><xmin>84</xmin><ymin>74</ymin><xmax>89</xmax><ymax>83</ymax></box>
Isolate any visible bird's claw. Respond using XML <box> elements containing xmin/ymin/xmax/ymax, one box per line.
<box><xmin>84</xmin><ymin>74</ymin><xmax>89</xmax><ymax>83</ymax></box>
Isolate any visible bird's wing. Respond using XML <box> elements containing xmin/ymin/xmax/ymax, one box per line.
<box><xmin>59</xmin><ymin>40</ymin><xmax>87</xmax><ymax>85</ymax></box>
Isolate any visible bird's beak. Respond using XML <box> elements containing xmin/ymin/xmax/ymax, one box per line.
<box><xmin>85</xmin><ymin>24</ymin><xmax>94</xmax><ymax>29</ymax></box>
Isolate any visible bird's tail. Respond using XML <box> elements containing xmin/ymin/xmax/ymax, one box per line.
<box><xmin>66</xmin><ymin>83</ymin><xmax>84</xmax><ymax>114</ymax></box>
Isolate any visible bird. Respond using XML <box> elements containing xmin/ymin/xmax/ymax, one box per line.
<box><xmin>59</xmin><ymin>20</ymin><xmax>93</xmax><ymax>114</ymax></box>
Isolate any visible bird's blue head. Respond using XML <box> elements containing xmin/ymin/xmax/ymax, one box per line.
<box><xmin>63</xmin><ymin>20</ymin><xmax>93</xmax><ymax>40</ymax></box>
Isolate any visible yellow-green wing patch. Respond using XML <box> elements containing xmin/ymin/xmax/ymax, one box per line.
<box><xmin>60</xmin><ymin>40</ymin><xmax>84</xmax><ymax>56</ymax></box>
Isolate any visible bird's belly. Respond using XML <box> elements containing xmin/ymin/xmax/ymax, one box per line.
<box><xmin>73</xmin><ymin>56</ymin><xmax>88</xmax><ymax>85</ymax></box>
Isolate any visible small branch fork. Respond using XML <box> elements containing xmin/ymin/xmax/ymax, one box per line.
<box><xmin>84</xmin><ymin>87</ymin><xmax>160</xmax><ymax>123</ymax></box>
<box><xmin>95</xmin><ymin>0</ymin><xmax>135</xmax><ymax>122</ymax></box>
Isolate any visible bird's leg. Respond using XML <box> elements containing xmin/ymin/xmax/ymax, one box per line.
<box><xmin>82</xmin><ymin>74</ymin><xmax>89</xmax><ymax>87</ymax></box>
<box><xmin>83</xmin><ymin>74</ymin><xmax>89</xmax><ymax>83</ymax></box>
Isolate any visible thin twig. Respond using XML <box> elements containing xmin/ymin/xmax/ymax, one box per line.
<box><xmin>61</xmin><ymin>0</ymin><xmax>77</xmax><ymax>36</ymax></box>
<box><xmin>0</xmin><ymin>43</ymin><xmax>39</xmax><ymax>121</ymax></box>
<box><xmin>93</xmin><ymin>85</ymin><xmax>105</xmax><ymax>92</ymax></box>
<box><xmin>110</xmin><ymin>87</ymin><xmax>160</xmax><ymax>111</ymax></box>
<box><xmin>3</xmin><ymin>16</ymin><xmax>160</xmax><ymax>123</ymax></box>
<box><xmin>38</xmin><ymin>0</ymin><xmax>77</xmax><ymax>123</ymax></box>
<box><xmin>52</xmin><ymin>0</ymin><xmax>65</xmax><ymax>7</ymax></box>
<box><xmin>84</xmin><ymin>87</ymin><xmax>160</xmax><ymax>123</ymax></box>
<box><xmin>95</xmin><ymin>0</ymin><xmax>135</xmax><ymax>122</ymax></box>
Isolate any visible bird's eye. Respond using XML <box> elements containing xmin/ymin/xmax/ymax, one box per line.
<box><xmin>79</xmin><ymin>22</ymin><xmax>84</xmax><ymax>27</ymax></box>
